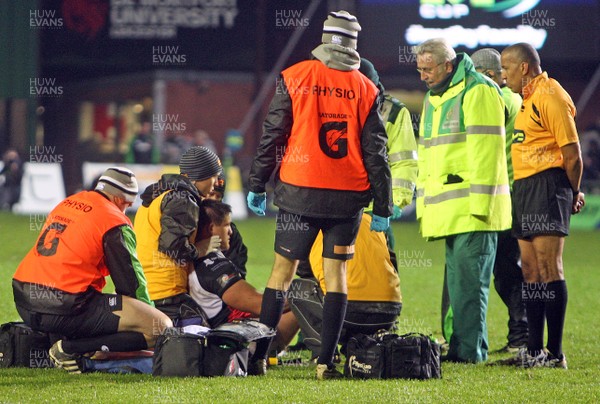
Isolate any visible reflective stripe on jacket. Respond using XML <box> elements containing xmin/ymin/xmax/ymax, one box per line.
<box><xmin>382</xmin><ymin>95</ymin><xmax>417</xmax><ymax>208</ymax></box>
<box><xmin>416</xmin><ymin>54</ymin><xmax>512</xmax><ymax>239</ymax></box>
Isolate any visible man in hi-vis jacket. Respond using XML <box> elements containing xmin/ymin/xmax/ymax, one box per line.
<box><xmin>413</xmin><ymin>38</ymin><xmax>511</xmax><ymax>363</ymax></box>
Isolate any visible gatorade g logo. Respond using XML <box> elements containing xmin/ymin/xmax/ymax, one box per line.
<box><xmin>513</xmin><ymin>129</ymin><xmax>525</xmax><ymax>144</ymax></box>
<box><xmin>36</xmin><ymin>222</ymin><xmax>67</xmax><ymax>257</ymax></box>
<box><xmin>319</xmin><ymin>121</ymin><xmax>348</xmax><ymax>159</ymax></box>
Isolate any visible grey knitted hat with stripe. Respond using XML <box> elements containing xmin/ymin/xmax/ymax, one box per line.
<box><xmin>95</xmin><ymin>167</ymin><xmax>138</xmax><ymax>203</ymax></box>
<box><xmin>179</xmin><ymin>146</ymin><xmax>222</xmax><ymax>181</ymax></box>
<box><xmin>471</xmin><ymin>48</ymin><xmax>502</xmax><ymax>75</ymax></box>
<box><xmin>322</xmin><ymin>10</ymin><xmax>361</xmax><ymax>49</ymax></box>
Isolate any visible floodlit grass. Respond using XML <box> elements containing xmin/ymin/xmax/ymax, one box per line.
<box><xmin>1</xmin><ymin>212</ymin><xmax>599</xmax><ymax>403</ymax></box>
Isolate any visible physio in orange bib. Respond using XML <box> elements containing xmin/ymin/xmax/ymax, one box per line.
<box><xmin>246</xmin><ymin>10</ymin><xmax>392</xmax><ymax>380</ymax></box>
<box><xmin>13</xmin><ymin>167</ymin><xmax>172</xmax><ymax>373</ymax></box>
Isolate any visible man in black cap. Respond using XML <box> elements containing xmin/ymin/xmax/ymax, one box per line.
<box><xmin>13</xmin><ymin>167</ymin><xmax>172</xmax><ymax>373</ymax></box>
<box><xmin>134</xmin><ymin>146</ymin><xmax>223</xmax><ymax>325</ymax></box>
<box><xmin>247</xmin><ymin>10</ymin><xmax>392</xmax><ymax>379</ymax></box>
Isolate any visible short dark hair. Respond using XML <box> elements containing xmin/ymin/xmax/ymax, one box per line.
<box><xmin>196</xmin><ymin>199</ymin><xmax>232</xmax><ymax>241</ymax></box>
<box><xmin>504</xmin><ymin>43</ymin><xmax>540</xmax><ymax>68</ymax></box>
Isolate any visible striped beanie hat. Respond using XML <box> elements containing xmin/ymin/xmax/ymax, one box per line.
<box><xmin>179</xmin><ymin>146</ymin><xmax>222</xmax><ymax>181</ymax></box>
<box><xmin>322</xmin><ymin>10</ymin><xmax>361</xmax><ymax>49</ymax></box>
<box><xmin>95</xmin><ymin>167</ymin><xmax>138</xmax><ymax>203</ymax></box>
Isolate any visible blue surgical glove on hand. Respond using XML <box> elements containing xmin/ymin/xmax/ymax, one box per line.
<box><xmin>391</xmin><ymin>205</ymin><xmax>403</xmax><ymax>220</ymax></box>
<box><xmin>370</xmin><ymin>214</ymin><xmax>390</xmax><ymax>232</ymax></box>
<box><xmin>247</xmin><ymin>191</ymin><xmax>266</xmax><ymax>216</ymax></box>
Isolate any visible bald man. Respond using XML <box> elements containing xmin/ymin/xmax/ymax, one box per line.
<box><xmin>497</xmin><ymin>43</ymin><xmax>585</xmax><ymax>369</ymax></box>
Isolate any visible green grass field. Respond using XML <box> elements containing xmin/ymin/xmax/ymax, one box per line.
<box><xmin>1</xmin><ymin>211</ymin><xmax>599</xmax><ymax>403</ymax></box>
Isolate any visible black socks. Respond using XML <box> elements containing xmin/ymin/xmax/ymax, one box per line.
<box><xmin>524</xmin><ymin>282</ymin><xmax>546</xmax><ymax>353</ymax></box>
<box><xmin>62</xmin><ymin>332</ymin><xmax>148</xmax><ymax>354</ymax></box>
<box><xmin>317</xmin><ymin>292</ymin><xmax>347</xmax><ymax>366</ymax></box>
<box><xmin>252</xmin><ymin>287</ymin><xmax>285</xmax><ymax>361</ymax></box>
<box><xmin>545</xmin><ymin>280</ymin><xmax>568</xmax><ymax>357</ymax></box>
<box><xmin>524</xmin><ymin>280</ymin><xmax>568</xmax><ymax>358</ymax></box>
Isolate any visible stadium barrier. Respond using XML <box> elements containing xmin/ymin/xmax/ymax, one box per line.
<box><xmin>12</xmin><ymin>163</ymin><xmax>66</xmax><ymax>214</ymax></box>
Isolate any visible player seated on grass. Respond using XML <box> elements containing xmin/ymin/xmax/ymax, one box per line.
<box><xmin>291</xmin><ymin>212</ymin><xmax>402</xmax><ymax>359</ymax></box>
<box><xmin>188</xmin><ymin>199</ymin><xmax>298</xmax><ymax>352</ymax></box>
<box><xmin>12</xmin><ymin>167</ymin><xmax>172</xmax><ymax>374</ymax></box>
<box><xmin>205</xmin><ymin>173</ymin><xmax>249</xmax><ymax>278</ymax></box>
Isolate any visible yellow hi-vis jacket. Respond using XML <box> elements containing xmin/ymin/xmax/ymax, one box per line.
<box><xmin>383</xmin><ymin>95</ymin><xmax>418</xmax><ymax>208</ymax></box>
<box><xmin>135</xmin><ymin>191</ymin><xmax>189</xmax><ymax>300</ymax></box>
<box><xmin>416</xmin><ymin>54</ymin><xmax>511</xmax><ymax>239</ymax></box>
<box><xmin>365</xmin><ymin>95</ymin><xmax>417</xmax><ymax>212</ymax></box>
<box><xmin>309</xmin><ymin>214</ymin><xmax>401</xmax><ymax>306</ymax></box>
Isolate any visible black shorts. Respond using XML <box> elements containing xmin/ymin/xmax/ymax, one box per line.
<box><xmin>512</xmin><ymin>168</ymin><xmax>573</xmax><ymax>240</ymax></box>
<box><xmin>16</xmin><ymin>293</ymin><xmax>122</xmax><ymax>338</ymax></box>
<box><xmin>274</xmin><ymin>209</ymin><xmax>362</xmax><ymax>261</ymax></box>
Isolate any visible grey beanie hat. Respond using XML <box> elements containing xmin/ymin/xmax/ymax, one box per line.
<box><xmin>322</xmin><ymin>10</ymin><xmax>361</xmax><ymax>49</ymax></box>
<box><xmin>95</xmin><ymin>167</ymin><xmax>138</xmax><ymax>203</ymax></box>
<box><xmin>179</xmin><ymin>146</ymin><xmax>222</xmax><ymax>181</ymax></box>
<box><xmin>470</xmin><ymin>48</ymin><xmax>502</xmax><ymax>74</ymax></box>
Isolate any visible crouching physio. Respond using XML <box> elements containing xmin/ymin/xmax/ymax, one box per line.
<box><xmin>12</xmin><ymin>167</ymin><xmax>172</xmax><ymax>373</ymax></box>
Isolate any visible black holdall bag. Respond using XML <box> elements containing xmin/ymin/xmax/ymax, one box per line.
<box><xmin>203</xmin><ymin>327</ymin><xmax>248</xmax><ymax>377</ymax></box>
<box><xmin>152</xmin><ymin>320</ymin><xmax>275</xmax><ymax>377</ymax></box>
<box><xmin>380</xmin><ymin>332</ymin><xmax>442</xmax><ymax>380</ymax></box>
<box><xmin>0</xmin><ymin>322</ymin><xmax>53</xmax><ymax>368</ymax></box>
<box><xmin>344</xmin><ymin>331</ymin><xmax>441</xmax><ymax>380</ymax></box>
<box><xmin>152</xmin><ymin>329</ymin><xmax>205</xmax><ymax>377</ymax></box>
<box><xmin>343</xmin><ymin>333</ymin><xmax>385</xmax><ymax>379</ymax></box>
<box><xmin>204</xmin><ymin>320</ymin><xmax>276</xmax><ymax>377</ymax></box>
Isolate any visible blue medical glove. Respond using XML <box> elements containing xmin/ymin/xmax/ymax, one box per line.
<box><xmin>247</xmin><ymin>191</ymin><xmax>266</xmax><ymax>216</ymax></box>
<box><xmin>370</xmin><ymin>214</ymin><xmax>390</xmax><ymax>232</ymax></box>
<box><xmin>391</xmin><ymin>205</ymin><xmax>403</xmax><ymax>220</ymax></box>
